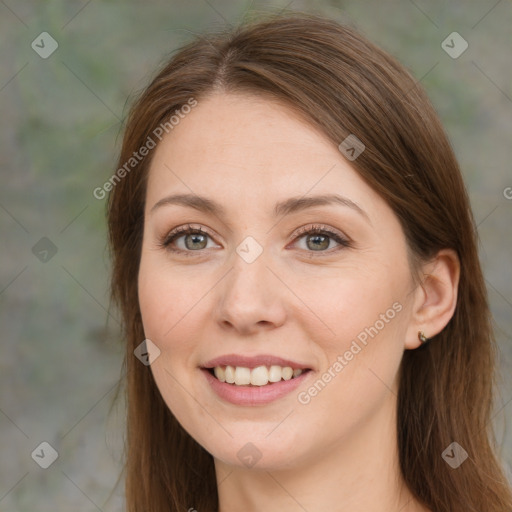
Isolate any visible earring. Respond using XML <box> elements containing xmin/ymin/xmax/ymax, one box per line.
<box><xmin>418</xmin><ymin>331</ymin><xmax>429</xmax><ymax>344</ymax></box>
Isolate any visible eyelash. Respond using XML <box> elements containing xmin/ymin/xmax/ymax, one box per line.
<box><xmin>159</xmin><ymin>223</ymin><xmax>351</xmax><ymax>257</ymax></box>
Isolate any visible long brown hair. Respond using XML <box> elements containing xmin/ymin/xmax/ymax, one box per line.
<box><xmin>107</xmin><ymin>11</ymin><xmax>512</xmax><ymax>512</ymax></box>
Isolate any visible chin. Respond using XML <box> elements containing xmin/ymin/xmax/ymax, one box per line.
<box><xmin>200</xmin><ymin>429</ymin><xmax>312</xmax><ymax>472</ymax></box>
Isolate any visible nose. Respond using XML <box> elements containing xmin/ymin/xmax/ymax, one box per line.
<box><xmin>214</xmin><ymin>248</ymin><xmax>287</xmax><ymax>336</ymax></box>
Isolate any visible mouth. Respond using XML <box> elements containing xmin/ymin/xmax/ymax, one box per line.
<box><xmin>204</xmin><ymin>365</ymin><xmax>312</xmax><ymax>387</ymax></box>
<box><xmin>200</xmin><ymin>354</ymin><xmax>314</xmax><ymax>405</ymax></box>
<box><xmin>201</xmin><ymin>363</ymin><xmax>313</xmax><ymax>406</ymax></box>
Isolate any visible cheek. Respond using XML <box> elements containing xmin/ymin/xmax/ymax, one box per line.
<box><xmin>137</xmin><ymin>253</ymin><xmax>213</xmax><ymax>394</ymax></box>
<box><xmin>137</xmin><ymin>255</ymin><xmax>197</xmax><ymax>345</ymax></box>
<box><xmin>296</xmin><ymin>264</ymin><xmax>407</xmax><ymax>350</ymax></box>
<box><xmin>138</xmin><ymin>258</ymin><xmax>208</xmax><ymax>430</ymax></box>
<box><xmin>296</xmin><ymin>265</ymin><xmax>409</xmax><ymax>408</ymax></box>
<box><xmin>294</xmin><ymin>304</ymin><xmax>407</xmax><ymax>458</ymax></box>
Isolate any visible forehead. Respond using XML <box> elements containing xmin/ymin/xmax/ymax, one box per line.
<box><xmin>152</xmin><ymin>93</ymin><xmax>337</xmax><ymax>171</ymax></box>
<box><xmin>144</xmin><ymin>92</ymin><xmax>384</xmax><ymax>226</ymax></box>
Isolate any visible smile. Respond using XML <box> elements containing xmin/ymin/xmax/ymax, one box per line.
<box><xmin>210</xmin><ymin>365</ymin><xmax>308</xmax><ymax>386</ymax></box>
<box><xmin>201</xmin><ymin>354</ymin><xmax>313</xmax><ymax>405</ymax></box>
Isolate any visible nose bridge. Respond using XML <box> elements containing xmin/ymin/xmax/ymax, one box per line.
<box><xmin>215</xmin><ymin>235</ymin><xmax>286</xmax><ymax>332</ymax></box>
<box><xmin>227</xmin><ymin>235</ymin><xmax>273</xmax><ymax>305</ymax></box>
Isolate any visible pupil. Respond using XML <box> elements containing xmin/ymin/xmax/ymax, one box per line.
<box><xmin>308</xmin><ymin>234</ymin><xmax>328</xmax><ymax>250</ymax></box>
<box><xmin>186</xmin><ymin>233</ymin><xmax>207</xmax><ymax>250</ymax></box>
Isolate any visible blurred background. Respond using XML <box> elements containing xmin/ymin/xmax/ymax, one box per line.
<box><xmin>0</xmin><ymin>1</ymin><xmax>511</xmax><ymax>510</ymax></box>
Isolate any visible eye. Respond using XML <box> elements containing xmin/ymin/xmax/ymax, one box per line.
<box><xmin>159</xmin><ymin>223</ymin><xmax>351</xmax><ymax>256</ymax></box>
<box><xmin>160</xmin><ymin>224</ymin><xmax>218</xmax><ymax>255</ymax></box>
<box><xmin>291</xmin><ymin>224</ymin><xmax>351</xmax><ymax>255</ymax></box>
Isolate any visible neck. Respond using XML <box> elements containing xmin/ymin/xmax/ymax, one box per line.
<box><xmin>214</xmin><ymin>391</ymin><xmax>429</xmax><ymax>512</ymax></box>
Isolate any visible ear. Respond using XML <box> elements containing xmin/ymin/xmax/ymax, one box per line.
<box><xmin>404</xmin><ymin>249</ymin><xmax>460</xmax><ymax>349</ymax></box>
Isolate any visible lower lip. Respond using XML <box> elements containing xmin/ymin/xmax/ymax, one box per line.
<box><xmin>201</xmin><ymin>368</ymin><xmax>311</xmax><ymax>406</ymax></box>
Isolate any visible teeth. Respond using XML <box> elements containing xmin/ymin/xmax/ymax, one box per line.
<box><xmin>211</xmin><ymin>365</ymin><xmax>304</xmax><ymax>386</ymax></box>
<box><xmin>214</xmin><ymin>366</ymin><xmax>226</xmax><ymax>383</ymax></box>
<box><xmin>250</xmin><ymin>366</ymin><xmax>269</xmax><ymax>386</ymax></box>
<box><xmin>234</xmin><ymin>366</ymin><xmax>251</xmax><ymax>385</ymax></box>
<box><xmin>225</xmin><ymin>365</ymin><xmax>235</xmax><ymax>384</ymax></box>
<box><xmin>268</xmin><ymin>365</ymin><xmax>282</xmax><ymax>382</ymax></box>
<box><xmin>282</xmin><ymin>367</ymin><xmax>293</xmax><ymax>381</ymax></box>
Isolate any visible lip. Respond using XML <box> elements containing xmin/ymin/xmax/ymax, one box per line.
<box><xmin>201</xmin><ymin>367</ymin><xmax>312</xmax><ymax>406</ymax></box>
<box><xmin>201</xmin><ymin>354</ymin><xmax>312</xmax><ymax>370</ymax></box>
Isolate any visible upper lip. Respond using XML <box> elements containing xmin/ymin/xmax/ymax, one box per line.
<box><xmin>202</xmin><ymin>354</ymin><xmax>312</xmax><ymax>370</ymax></box>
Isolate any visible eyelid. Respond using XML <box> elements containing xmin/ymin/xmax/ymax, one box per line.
<box><xmin>290</xmin><ymin>223</ymin><xmax>350</xmax><ymax>244</ymax></box>
<box><xmin>159</xmin><ymin>223</ymin><xmax>220</xmax><ymax>253</ymax></box>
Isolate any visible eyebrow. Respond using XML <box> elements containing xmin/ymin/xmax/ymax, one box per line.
<box><xmin>150</xmin><ymin>193</ymin><xmax>371</xmax><ymax>223</ymax></box>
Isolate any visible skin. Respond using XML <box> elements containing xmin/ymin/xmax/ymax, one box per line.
<box><xmin>137</xmin><ymin>92</ymin><xmax>459</xmax><ymax>511</ymax></box>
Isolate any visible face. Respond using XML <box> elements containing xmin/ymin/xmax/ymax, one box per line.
<box><xmin>138</xmin><ymin>92</ymin><xmax>417</xmax><ymax>471</ymax></box>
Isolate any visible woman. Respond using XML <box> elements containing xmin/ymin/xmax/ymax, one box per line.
<box><xmin>107</xmin><ymin>12</ymin><xmax>512</xmax><ymax>512</ymax></box>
